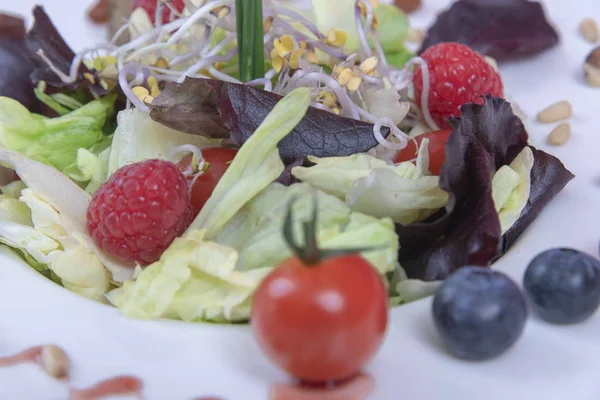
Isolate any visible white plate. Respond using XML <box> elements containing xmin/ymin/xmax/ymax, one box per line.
<box><xmin>1</xmin><ymin>0</ymin><xmax>600</xmax><ymax>399</ymax></box>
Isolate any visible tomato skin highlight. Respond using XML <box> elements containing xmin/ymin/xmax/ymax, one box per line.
<box><xmin>251</xmin><ymin>255</ymin><xmax>388</xmax><ymax>382</ymax></box>
<box><xmin>184</xmin><ymin>147</ymin><xmax>237</xmax><ymax>215</ymax></box>
<box><xmin>394</xmin><ymin>129</ymin><xmax>452</xmax><ymax>175</ymax></box>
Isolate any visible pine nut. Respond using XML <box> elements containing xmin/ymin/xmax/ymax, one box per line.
<box><xmin>536</xmin><ymin>101</ymin><xmax>573</xmax><ymax>123</ymax></box>
<box><xmin>547</xmin><ymin>123</ymin><xmax>571</xmax><ymax>146</ymax></box>
<box><xmin>39</xmin><ymin>345</ymin><xmax>70</xmax><ymax>380</ymax></box>
<box><xmin>580</xmin><ymin>18</ymin><xmax>599</xmax><ymax>43</ymax></box>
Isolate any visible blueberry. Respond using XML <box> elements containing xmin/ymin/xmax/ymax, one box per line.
<box><xmin>523</xmin><ymin>248</ymin><xmax>600</xmax><ymax>325</ymax></box>
<box><xmin>432</xmin><ymin>267</ymin><xmax>528</xmax><ymax>361</ymax></box>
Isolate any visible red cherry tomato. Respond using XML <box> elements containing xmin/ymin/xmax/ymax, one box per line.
<box><xmin>179</xmin><ymin>148</ymin><xmax>237</xmax><ymax>216</ymax></box>
<box><xmin>132</xmin><ymin>0</ymin><xmax>185</xmax><ymax>25</ymax></box>
<box><xmin>393</xmin><ymin>129</ymin><xmax>452</xmax><ymax>175</ymax></box>
<box><xmin>251</xmin><ymin>255</ymin><xmax>388</xmax><ymax>383</ymax></box>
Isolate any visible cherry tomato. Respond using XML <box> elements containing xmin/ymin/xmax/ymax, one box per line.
<box><xmin>251</xmin><ymin>254</ymin><xmax>388</xmax><ymax>383</ymax></box>
<box><xmin>132</xmin><ymin>0</ymin><xmax>185</xmax><ymax>25</ymax></box>
<box><xmin>187</xmin><ymin>148</ymin><xmax>237</xmax><ymax>215</ymax></box>
<box><xmin>393</xmin><ymin>129</ymin><xmax>452</xmax><ymax>175</ymax></box>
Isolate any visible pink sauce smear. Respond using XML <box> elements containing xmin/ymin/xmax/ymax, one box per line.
<box><xmin>0</xmin><ymin>346</ymin><xmax>43</xmax><ymax>367</ymax></box>
<box><xmin>270</xmin><ymin>374</ymin><xmax>375</xmax><ymax>400</ymax></box>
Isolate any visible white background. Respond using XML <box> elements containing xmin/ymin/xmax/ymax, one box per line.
<box><xmin>0</xmin><ymin>0</ymin><xmax>600</xmax><ymax>399</ymax></box>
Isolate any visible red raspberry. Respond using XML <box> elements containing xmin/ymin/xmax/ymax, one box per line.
<box><xmin>414</xmin><ymin>43</ymin><xmax>503</xmax><ymax>129</ymax></box>
<box><xmin>132</xmin><ymin>0</ymin><xmax>185</xmax><ymax>25</ymax></box>
<box><xmin>87</xmin><ymin>159</ymin><xmax>192</xmax><ymax>266</ymax></box>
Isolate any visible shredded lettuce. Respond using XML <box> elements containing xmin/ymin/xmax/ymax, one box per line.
<box><xmin>0</xmin><ymin>185</ymin><xmax>110</xmax><ymax>301</ymax></box>
<box><xmin>107</xmin><ymin>88</ymin><xmax>398</xmax><ymax>322</ymax></box>
<box><xmin>292</xmin><ymin>140</ymin><xmax>449</xmax><ymax>224</ymax></box>
<box><xmin>0</xmin><ymin>148</ymin><xmax>133</xmax><ymax>283</ymax></box>
<box><xmin>0</xmin><ymin>95</ymin><xmax>116</xmax><ymax>173</ymax></box>
<box><xmin>492</xmin><ymin>146</ymin><xmax>534</xmax><ymax>233</ymax></box>
<box><xmin>107</xmin><ymin>229</ymin><xmax>270</xmax><ymax>322</ymax></box>
<box><xmin>107</xmin><ymin>108</ymin><xmax>220</xmax><ymax>176</ymax></box>
<box><xmin>217</xmin><ymin>182</ymin><xmax>398</xmax><ymax>275</ymax></box>
<box><xmin>189</xmin><ymin>87</ymin><xmax>312</xmax><ymax>238</ymax></box>
<box><xmin>311</xmin><ymin>1</ymin><xmax>409</xmax><ymax>53</ymax></box>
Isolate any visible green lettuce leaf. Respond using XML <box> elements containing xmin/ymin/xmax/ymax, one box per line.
<box><xmin>0</xmin><ymin>148</ymin><xmax>133</xmax><ymax>283</ymax></box>
<box><xmin>311</xmin><ymin>1</ymin><xmax>409</xmax><ymax>53</ymax></box>
<box><xmin>188</xmin><ymin>87</ymin><xmax>312</xmax><ymax>238</ymax></box>
<box><xmin>107</xmin><ymin>108</ymin><xmax>221</xmax><ymax>176</ymax></box>
<box><xmin>0</xmin><ymin>94</ymin><xmax>116</xmax><ymax>172</ymax></box>
<box><xmin>292</xmin><ymin>140</ymin><xmax>449</xmax><ymax>224</ymax></box>
<box><xmin>107</xmin><ymin>229</ymin><xmax>270</xmax><ymax>322</ymax></box>
<box><xmin>107</xmin><ymin>87</ymin><xmax>398</xmax><ymax>323</ymax></box>
<box><xmin>0</xmin><ymin>186</ymin><xmax>110</xmax><ymax>301</ymax></box>
<box><xmin>108</xmin><ymin>183</ymin><xmax>399</xmax><ymax>323</ymax></box>
<box><xmin>492</xmin><ymin>146</ymin><xmax>534</xmax><ymax>233</ymax></box>
<box><xmin>217</xmin><ymin>182</ymin><xmax>399</xmax><ymax>275</ymax></box>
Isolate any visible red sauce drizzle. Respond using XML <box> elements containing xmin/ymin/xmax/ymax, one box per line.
<box><xmin>69</xmin><ymin>376</ymin><xmax>143</xmax><ymax>400</ymax></box>
<box><xmin>0</xmin><ymin>346</ymin><xmax>43</xmax><ymax>367</ymax></box>
<box><xmin>270</xmin><ymin>374</ymin><xmax>375</xmax><ymax>400</ymax></box>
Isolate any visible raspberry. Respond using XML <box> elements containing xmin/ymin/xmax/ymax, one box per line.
<box><xmin>132</xmin><ymin>0</ymin><xmax>185</xmax><ymax>25</ymax></box>
<box><xmin>87</xmin><ymin>159</ymin><xmax>192</xmax><ymax>266</ymax></box>
<box><xmin>414</xmin><ymin>43</ymin><xmax>503</xmax><ymax>129</ymax></box>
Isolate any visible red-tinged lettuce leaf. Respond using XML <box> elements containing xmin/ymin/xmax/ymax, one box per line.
<box><xmin>149</xmin><ymin>77</ymin><xmax>386</xmax><ymax>162</ymax></box>
<box><xmin>419</xmin><ymin>0</ymin><xmax>560</xmax><ymax>61</ymax></box>
<box><xmin>26</xmin><ymin>6</ymin><xmax>107</xmax><ymax>97</ymax></box>
<box><xmin>501</xmin><ymin>147</ymin><xmax>574</xmax><ymax>252</ymax></box>
<box><xmin>0</xmin><ymin>14</ymin><xmax>39</xmax><ymax>112</ymax></box>
<box><xmin>148</xmin><ymin>78</ymin><xmax>230</xmax><ymax>139</ymax></box>
<box><xmin>397</xmin><ymin>95</ymin><xmax>572</xmax><ymax>281</ymax></box>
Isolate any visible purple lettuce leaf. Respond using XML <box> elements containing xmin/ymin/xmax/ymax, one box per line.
<box><xmin>150</xmin><ymin>77</ymin><xmax>386</xmax><ymax>162</ymax></box>
<box><xmin>26</xmin><ymin>6</ymin><xmax>107</xmax><ymax>97</ymax></box>
<box><xmin>419</xmin><ymin>0</ymin><xmax>560</xmax><ymax>61</ymax></box>
<box><xmin>397</xmin><ymin>95</ymin><xmax>573</xmax><ymax>280</ymax></box>
<box><xmin>0</xmin><ymin>14</ymin><xmax>39</xmax><ymax>112</ymax></box>
<box><xmin>501</xmin><ymin>147</ymin><xmax>574</xmax><ymax>251</ymax></box>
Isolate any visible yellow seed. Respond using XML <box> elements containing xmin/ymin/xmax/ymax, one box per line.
<box><xmin>316</xmin><ymin>90</ymin><xmax>337</xmax><ymax>108</ymax></box>
<box><xmin>263</xmin><ymin>16</ymin><xmax>274</xmax><ymax>34</ymax></box>
<box><xmin>83</xmin><ymin>72</ymin><xmax>95</xmax><ymax>84</ymax></box>
<box><xmin>358</xmin><ymin>1</ymin><xmax>367</xmax><ymax>16</ymax></box>
<box><xmin>307</xmin><ymin>50</ymin><xmax>320</xmax><ymax>64</ymax></box>
<box><xmin>142</xmin><ymin>95</ymin><xmax>155</xmax><ymax>104</ymax></box>
<box><xmin>326</xmin><ymin>29</ymin><xmax>347</xmax><ymax>47</ymax></box>
<box><xmin>299</xmin><ymin>40</ymin><xmax>307</xmax><ymax>49</ymax></box>
<box><xmin>100</xmin><ymin>64</ymin><xmax>119</xmax><ymax>80</ymax></box>
<box><xmin>150</xmin><ymin>84</ymin><xmax>160</xmax><ymax>98</ymax></box>
<box><xmin>155</xmin><ymin>57</ymin><xmax>169</xmax><ymax>69</ymax></box>
<box><xmin>212</xmin><ymin>5</ymin><xmax>230</xmax><ymax>18</ymax></box>
<box><xmin>289</xmin><ymin>49</ymin><xmax>305</xmax><ymax>70</ymax></box>
<box><xmin>331</xmin><ymin>107</ymin><xmax>340</xmax><ymax>115</ymax></box>
<box><xmin>337</xmin><ymin>68</ymin><xmax>353</xmax><ymax>86</ymax></box>
<box><xmin>147</xmin><ymin>76</ymin><xmax>158</xmax><ymax>88</ymax></box>
<box><xmin>347</xmin><ymin>74</ymin><xmax>362</xmax><ymax>91</ymax></box>
<box><xmin>214</xmin><ymin>61</ymin><xmax>225</xmax><ymax>70</ymax></box>
<box><xmin>274</xmin><ymin>35</ymin><xmax>295</xmax><ymax>57</ymax></box>
<box><xmin>132</xmin><ymin>86</ymin><xmax>150</xmax><ymax>99</ymax></box>
<box><xmin>359</xmin><ymin>56</ymin><xmax>379</xmax><ymax>75</ymax></box>
<box><xmin>270</xmin><ymin>49</ymin><xmax>286</xmax><ymax>73</ymax></box>
<box><xmin>371</xmin><ymin>14</ymin><xmax>379</xmax><ymax>29</ymax></box>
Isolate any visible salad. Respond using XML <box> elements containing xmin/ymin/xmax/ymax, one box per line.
<box><xmin>0</xmin><ymin>0</ymin><xmax>573</xmax><ymax>327</ymax></box>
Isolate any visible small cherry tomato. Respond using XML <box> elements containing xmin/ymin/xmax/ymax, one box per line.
<box><xmin>251</xmin><ymin>199</ymin><xmax>388</xmax><ymax>383</ymax></box>
<box><xmin>132</xmin><ymin>0</ymin><xmax>185</xmax><ymax>25</ymax></box>
<box><xmin>394</xmin><ymin>129</ymin><xmax>452</xmax><ymax>175</ymax></box>
<box><xmin>182</xmin><ymin>148</ymin><xmax>237</xmax><ymax>215</ymax></box>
